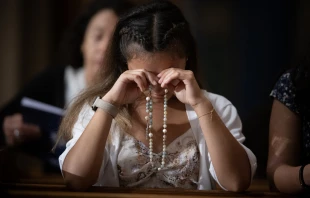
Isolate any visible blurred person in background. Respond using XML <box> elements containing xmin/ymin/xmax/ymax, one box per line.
<box><xmin>0</xmin><ymin>0</ymin><xmax>133</xmax><ymax>172</ymax></box>
<box><xmin>267</xmin><ymin>50</ymin><xmax>310</xmax><ymax>195</ymax></box>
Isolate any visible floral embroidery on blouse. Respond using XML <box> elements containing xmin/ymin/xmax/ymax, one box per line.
<box><xmin>270</xmin><ymin>72</ymin><xmax>310</xmax><ymax>163</ymax></box>
<box><xmin>117</xmin><ymin>129</ymin><xmax>200</xmax><ymax>189</ymax></box>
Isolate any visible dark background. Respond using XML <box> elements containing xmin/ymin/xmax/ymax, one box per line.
<box><xmin>1</xmin><ymin>0</ymin><xmax>310</xmax><ymax>179</ymax></box>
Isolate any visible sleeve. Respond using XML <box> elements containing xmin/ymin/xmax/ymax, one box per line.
<box><xmin>58</xmin><ymin>105</ymin><xmax>110</xmax><ymax>179</ymax></box>
<box><xmin>208</xmin><ymin>103</ymin><xmax>257</xmax><ymax>190</ymax></box>
<box><xmin>270</xmin><ymin>72</ymin><xmax>300</xmax><ymax>114</ymax></box>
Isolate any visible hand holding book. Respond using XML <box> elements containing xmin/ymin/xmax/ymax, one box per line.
<box><xmin>3</xmin><ymin>113</ymin><xmax>40</xmax><ymax>145</ymax></box>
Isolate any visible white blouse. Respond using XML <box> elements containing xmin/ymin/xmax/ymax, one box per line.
<box><xmin>59</xmin><ymin>90</ymin><xmax>257</xmax><ymax>190</ymax></box>
<box><xmin>64</xmin><ymin>66</ymin><xmax>86</xmax><ymax>106</ymax></box>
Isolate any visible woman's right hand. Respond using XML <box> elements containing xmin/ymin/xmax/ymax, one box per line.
<box><xmin>103</xmin><ymin>69</ymin><xmax>158</xmax><ymax>106</ymax></box>
<box><xmin>3</xmin><ymin>113</ymin><xmax>41</xmax><ymax>146</ymax></box>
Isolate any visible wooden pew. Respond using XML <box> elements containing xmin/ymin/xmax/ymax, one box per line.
<box><xmin>1</xmin><ymin>176</ymin><xmax>297</xmax><ymax>198</ymax></box>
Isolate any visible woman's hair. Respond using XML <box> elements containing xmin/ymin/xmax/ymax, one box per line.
<box><xmin>57</xmin><ymin>0</ymin><xmax>199</xmax><ymax>142</ymax></box>
<box><xmin>56</xmin><ymin>0</ymin><xmax>133</xmax><ymax>68</ymax></box>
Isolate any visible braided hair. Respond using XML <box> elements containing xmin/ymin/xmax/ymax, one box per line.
<box><xmin>57</xmin><ymin>0</ymin><xmax>199</xmax><ymax>141</ymax></box>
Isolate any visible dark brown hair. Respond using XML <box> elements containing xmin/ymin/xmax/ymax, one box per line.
<box><xmin>57</xmin><ymin>0</ymin><xmax>199</xmax><ymax>143</ymax></box>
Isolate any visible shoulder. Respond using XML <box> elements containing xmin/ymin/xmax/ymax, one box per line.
<box><xmin>271</xmin><ymin>71</ymin><xmax>294</xmax><ymax>94</ymax></box>
<box><xmin>270</xmin><ymin>71</ymin><xmax>299</xmax><ymax>113</ymax></box>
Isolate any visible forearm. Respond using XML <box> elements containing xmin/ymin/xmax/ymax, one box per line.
<box><xmin>273</xmin><ymin>164</ymin><xmax>310</xmax><ymax>194</ymax></box>
<box><xmin>194</xmin><ymin>100</ymin><xmax>251</xmax><ymax>191</ymax></box>
<box><xmin>62</xmin><ymin>109</ymin><xmax>112</xmax><ymax>186</ymax></box>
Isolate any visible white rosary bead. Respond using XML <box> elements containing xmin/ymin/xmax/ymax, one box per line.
<box><xmin>145</xmin><ymin>86</ymin><xmax>168</xmax><ymax>170</ymax></box>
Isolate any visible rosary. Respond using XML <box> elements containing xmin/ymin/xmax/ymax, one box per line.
<box><xmin>145</xmin><ymin>85</ymin><xmax>168</xmax><ymax>170</ymax></box>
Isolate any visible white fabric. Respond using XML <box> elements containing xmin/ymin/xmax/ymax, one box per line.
<box><xmin>59</xmin><ymin>90</ymin><xmax>257</xmax><ymax>190</ymax></box>
<box><xmin>64</xmin><ymin>66</ymin><xmax>86</xmax><ymax>107</ymax></box>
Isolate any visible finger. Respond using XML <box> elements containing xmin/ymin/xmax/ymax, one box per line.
<box><xmin>3</xmin><ymin>116</ymin><xmax>22</xmax><ymax>137</ymax></box>
<box><xmin>122</xmin><ymin>72</ymin><xmax>146</xmax><ymax>91</ymax></box>
<box><xmin>144</xmin><ymin>71</ymin><xmax>158</xmax><ymax>86</ymax></box>
<box><xmin>132</xmin><ymin>71</ymin><xmax>148</xmax><ymax>90</ymax></box>
<box><xmin>127</xmin><ymin>73</ymin><xmax>147</xmax><ymax>92</ymax></box>
<box><xmin>157</xmin><ymin>68</ymin><xmax>171</xmax><ymax>78</ymax></box>
<box><xmin>174</xmin><ymin>82</ymin><xmax>185</xmax><ymax>93</ymax></box>
<box><xmin>11</xmin><ymin>113</ymin><xmax>23</xmax><ymax>123</ymax></box>
<box><xmin>10</xmin><ymin>114</ymin><xmax>24</xmax><ymax>129</ymax></box>
<box><xmin>161</xmin><ymin>71</ymin><xmax>181</xmax><ymax>88</ymax></box>
<box><xmin>21</xmin><ymin>124</ymin><xmax>41</xmax><ymax>139</ymax></box>
<box><xmin>158</xmin><ymin>68</ymin><xmax>173</xmax><ymax>84</ymax></box>
<box><xmin>3</xmin><ymin>116</ymin><xmax>12</xmax><ymax>135</ymax></box>
<box><xmin>131</xmin><ymin>70</ymin><xmax>157</xmax><ymax>87</ymax></box>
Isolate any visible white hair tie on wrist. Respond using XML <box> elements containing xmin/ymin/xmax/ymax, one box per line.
<box><xmin>92</xmin><ymin>97</ymin><xmax>119</xmax><ymax>118</ymax></box>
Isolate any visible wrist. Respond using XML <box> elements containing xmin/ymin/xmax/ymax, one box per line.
<box><xmin>303</xmin><ymin>164</ymin><xmax>310</xmax><ymax>186</ymax></box>
<box><xmin>102</xmin><ymin>94</ymin><xmax>121</xmax><ymax>108</ymax></box>
<box><xmin>92</xmin><ymin>97</ymin><xmax>119</xmax><ymax>118</ymax></box>
<box><xmin>192</xmin><ymin>98</ymin><xmax>214</xmax><ymax>117</ymax></box>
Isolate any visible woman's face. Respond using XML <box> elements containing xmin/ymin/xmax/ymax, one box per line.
<box><xmin>127</xmin><ymin>51</ymin><xmax>187</xmax><ymax>99</ymax></box>
<box><xmin>81</xmin><ymin>9</ymin><xmax>118</xmax><ymax>85</ymax></box>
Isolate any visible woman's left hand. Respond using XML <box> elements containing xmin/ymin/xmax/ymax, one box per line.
<box><xmin>157</xmin><ymin>68</ymin><xmax>206</xmax><ymax>106</ymax></box>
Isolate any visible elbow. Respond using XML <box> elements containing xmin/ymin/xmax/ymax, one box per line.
<box><xmin>222</xmin><ymin>170</ymin><xmax>252</xmax><ymax>192</ymax></box>
<box><xmin>225</xmin><ymin>179</ymin><xmax>251</xmax><ymax>192</ymax></box>
<box><xmin>63</xmin><ymin>171</ymin><xmax>96</xmax><ymax>191</ymax></box>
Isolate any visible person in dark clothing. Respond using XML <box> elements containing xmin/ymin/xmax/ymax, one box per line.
<box><xmin>267</xmin><ymin>53</ymin><xmax>310</xmax><ymax>195</ymax></box>
<box><xmin>0</xmin><ymin>0</ymin><xmax>133</xmax><ymax>172</ymax></box>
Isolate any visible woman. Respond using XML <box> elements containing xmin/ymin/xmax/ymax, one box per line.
<box><xmin>0</xmin><ymin>0</ymin><xmax>132</xmax><ymax>171</ymax></box>
<box><xmin>267</xmin><ymin>53</ymin><xmax>310</xmax><ymax>194</ymax></box>
<box><xmin>59</xmin><ymin>0</ymin><xmax>257</xmax><ymax>191</ymax></box>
